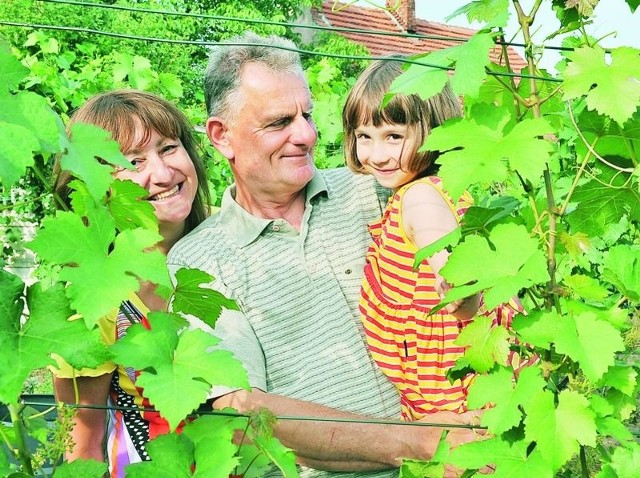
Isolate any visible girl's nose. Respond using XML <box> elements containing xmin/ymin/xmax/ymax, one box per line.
<box><xmin>369</xmin><ymin>147</ymin><xmax>391</xmax><ymax>166</ymax></box>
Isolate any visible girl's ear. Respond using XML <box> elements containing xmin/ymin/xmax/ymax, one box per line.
<box><xmin>205</xmin><ymin>117</ymin><xmax>234</xmax><ymax>160</ymax></box>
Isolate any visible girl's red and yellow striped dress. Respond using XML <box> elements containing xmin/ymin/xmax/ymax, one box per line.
<box><xmin>360</xmin><ymin>176</ymin><xmax>519</xmax><ymax>421</ymax></box>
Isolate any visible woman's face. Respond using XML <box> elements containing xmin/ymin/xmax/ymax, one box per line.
<box><xmin>114</xmin><ymin>124</ymin><xmax>197</xmax><ymax>234</ymax></box>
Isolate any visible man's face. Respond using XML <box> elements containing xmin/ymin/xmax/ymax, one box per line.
<box><xmin>218</xmin><ymin>62</ymin><xmax>317</xmax><ymax>206</ymax></box>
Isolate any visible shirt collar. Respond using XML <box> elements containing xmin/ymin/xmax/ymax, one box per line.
<box><xmin>218</xmin><ymin>170</ymin><xmax>328</xmax><ymax>248</ymax></box>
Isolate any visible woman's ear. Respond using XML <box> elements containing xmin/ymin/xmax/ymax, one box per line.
<box><xmin>206</xmin><ymin>117</ymin><xmax>234</xmax><ymax>160</ymax></box>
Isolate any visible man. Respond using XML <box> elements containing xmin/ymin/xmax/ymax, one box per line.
<box><xmin>167</xmin><ymin>32</ymin><xmax>478</xmax><ymax>477</ymax></box>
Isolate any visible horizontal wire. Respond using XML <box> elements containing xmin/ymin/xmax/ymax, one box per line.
<box><xmin>38</xmin><ymin>0</ymin><xmax>574</xmax><ymax>53</ymax></box>
<box><xmin>18</xmin><ymin>399</ymin><xmax>486</xmax><ymax>430</ymax></box>
<box><xmin>0</xmin><ymin>21</ymin><xmax>562</xmax><ymax>83</ymax></box>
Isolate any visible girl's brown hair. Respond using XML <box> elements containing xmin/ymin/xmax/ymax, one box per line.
<box><xmin>53</xmin><ymin>89</ymin><xmax>211</xmax><ymax>234</ymax></box>
<box><xmin>343</xmin><ymin>59</ymin><xmax>461</xmax><ymax>177</ymax></box>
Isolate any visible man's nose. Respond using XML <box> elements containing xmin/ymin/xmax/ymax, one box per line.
<box><xmin>290</xmin><ymin>115</ymin><xmax>317</xmax><ymax>147</ymax></box>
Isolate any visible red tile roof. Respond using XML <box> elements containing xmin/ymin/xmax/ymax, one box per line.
<box><xmin>312</xmin><ymin>1</ymin><xmax>527</xmax><ymax>71</ymax></box>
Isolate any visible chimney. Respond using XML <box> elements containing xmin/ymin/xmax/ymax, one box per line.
<box><xmin>386</xmin><ymin>0</ymin><xmax>416</xmax><ymax>33</ymax></box>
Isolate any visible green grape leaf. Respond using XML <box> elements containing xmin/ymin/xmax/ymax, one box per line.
<box><xmin>589</xmin><ymin>395</ymin><xmax>615</xmax><ymax>417</ymax></box>
<box><xmin>575</xmin><ymin>108</ymin><xmax>640</xmax><ymax>163</ymax></box>
<box><xmin>499</xmin><ymin>118</ymin><xmax>554</xmax><ymax>183</ymax></box>
<box><xmin>426</xmin><ymin>119</ymin><xmax>505</xmax><ymax>202</ymax></box>
<box><xmin>554</xmin><ymin>311</ymin><xmax>624</xmax><ymax>383</ymax></box>
<box><xmin>413</xmin><ymin>228</ymin><xmax>461</xmax><ymax>270</ymax></box>
<box><xmin>400</xmin><ymin>459</ymin><xmax>445</xmax><ymax>478</ymax></box>
<box><xmin>562</xmin><ymin>46</ymin><xmax>640</xmax><ymax>125</ymax></box>
<box><xmin>512</xmin><ymin>309</ymin><xmax>559</xmax><ymax>349</ymax></box>
<box><xmin>53</xmin><ymin>459</ymin><xmax>108</xmax><ymax>478</ymax></box>
<box><xmin>158</xmin><ymin>72</ymin><xmax>184</xmax><ymax>99</ymax></box>
<box><xmin>253</xmin><ymin>428</ymin><xmax>298</xmax><ymax>477</ymax></box>
<box><xmin>467</xmin><ymin>366</ymin><xmax>546</xmax><ymax>435</ymax></box>
<box><xmin>563</xmin><ymin>274</ymin><xmax>609</xmax><ymax>301</ymax></box>
<box><xmin>459</xmin><ymin>196</ymin><xmax>520</xmax><ymax>236</ymax></box>
<box><xmin>0</xmin><ymin>121</ymin><xmax>40</xmax><ymax>188</ymax></box>
<box><xmin>108</xmin><ymin>179</ymin><xmax>158</xmax><ymax>233</ymax></box>
<box><xmin>598</xmin><ymin>365</ymin><xmax>638</xmax><ymax>396</ymax></box>
<box><xmin>567</xmin><ymin>170</ymin><xmax>640</xmax><ymax>238</ymax></box>
<box><xmin>172</xmin><ymin>268</ymin><xmax>239</xmax><ymax>329</ymax></box>
<box><xmin>558</xmin><ymin>231</ymin><xmax>591</xmax><ymax>258</ymax></box>
<box><xmin>448</xmin><ymin>436</ymin><xmax>553</xmax><ymax>477</ymax></box>
<box><xmin>432</xmin><ymin>33</ymin><xmax>496</xmax><ymax>98</ymax></box>
<box><xmin>0</xmin><ymin>443</ymin><xmax>9</xmax><ymax>477</ymax></box>
<box><xmin>441</xmin><ymin>223</ymin><xmax>548</xmax><ymax>309</ymax></box>
<box><xmin>184</xmin><ymin>415</ymin><xmax>242</xmax><ymax>477</ymax></box>
<box><xmin>606</xmin><ymin>388</ymin><xmax>638</xmax><ymax>421</ymax></box>
<box><xmin>426</xmin><ymin>116</ymin><xmax>552</xmax><ymax>202</ymax></box>
<box><xmin>28</xmin><ymin>208</ymin><xmax>167</xmax><ymax>328</ymax></box>
<box><xmin>58</xmin><ymin>123</ymin><xmax>132</xmax><ymax>202</ymax></box>
<box><xmin>524</xmin><ymin>390</ymin><xmax>596</xmax><ymax>471</ymax></box>
<box><xmin>455</xmin><ymin>317</ymin><xmax>510</xmax><ymax>372</ymax></box>
<box><xmin>596</xmin><ymin>416</ymin><xmax>636</xmax><ymax>445</ymax></box>
<box><xmin>0</xmin><ymin>281</ymin><xmax>109</xmax><ymax>404</ymax></box>
<box><xmin>445</xmin><ymin>0</ymin><xmax>510</xmax><ymax>27</ymax></box>
<box><xmin>601</xmin><ymin>244</ymin><xmax>640</xmax><ymax>301</ymax></box>
<box><xmin>0</xmin><ymin>49</ymin><xmax>28</xmax><ymax>93</ymax></box>
<box><xmin>0</xmin><ymin>269</ymin><xmax>24</xmax><ymax>333</ymax></box>
<box><xmin>607</xmin><ymin>443</ymin><xmax>640</xmax><ymax>478</ymax></box>
<box><xmin>0</xmin><ymin>92</ymin><xmax>64</xmax><ymax>158</ymax></box>
<box><xmin>125</xmin><ymin>432</ymin><xmax>194</xmax><ymax>478</ymax></box>
<box><xmin>387</xmin><ymin>60</ymin><xmax>450</xmax><ymax>105</ymax></box>
<box><xmin>111</xmin><ymin>313</ymin><xmax>249</xmax><ymax>431</ymax></box>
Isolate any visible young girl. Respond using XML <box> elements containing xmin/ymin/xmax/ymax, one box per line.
<box><xmin>343</xmin><ymin>60</ymin><xmax>521</xmax><ymax>421</ymax></box>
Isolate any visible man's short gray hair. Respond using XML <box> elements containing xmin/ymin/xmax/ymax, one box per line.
<box><xmin>204</xmin><ymin>32</ymin><xmax>304</xmax><ymax>121</ymax></box>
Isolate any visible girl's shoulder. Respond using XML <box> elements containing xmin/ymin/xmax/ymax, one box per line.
<box><xmin>395</xmin><ymin>176</ymin><xmax>447</xmax><ymax>202</ymax></box>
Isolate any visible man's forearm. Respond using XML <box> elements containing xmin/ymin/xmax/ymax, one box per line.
<box><xmin>214</xmin><ymin>389</ymin><xmax>462</xmax><ymax>470</ymax></box>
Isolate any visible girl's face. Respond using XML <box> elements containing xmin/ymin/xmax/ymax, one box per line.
<box><xmin>355</xmin><ymin>121</ymin><xmax>419</xmax><ymax>191</ymax></box>
<box><xmin>114</xmin><ymin>123</ymin><xmax>197</xmax><ymax>235</ymax></box>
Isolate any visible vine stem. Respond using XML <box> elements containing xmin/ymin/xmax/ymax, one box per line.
<box><xmin>580</xmin><ymin>446</ymin><xmax>589</xmax><ymax>478</ymax></box>
<box><xmin>513</xmin><ymin>0</ymin><xmax>559</xmax><ymax>312</ymax></box>
<box><xmin>8</xmin><ymin>403</ymin><xmax>35</xmax><ymax>475</ymax></box>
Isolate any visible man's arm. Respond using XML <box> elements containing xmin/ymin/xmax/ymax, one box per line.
<box><xmin>215</xmin><ymin>388</ymin><xmax>479</xmax><ymax>471</ymax></box>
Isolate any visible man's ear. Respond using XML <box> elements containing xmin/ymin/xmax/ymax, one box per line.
<box><xmin>206</xmin><ymin>116</ymin><xmax>234</xmax><ymax>160</ymax></box>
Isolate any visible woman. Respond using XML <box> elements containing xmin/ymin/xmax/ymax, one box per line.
<box><xmin>52</xmin><ymin>90</ymin><xmax>210</xmax><ymax>476</ymax></box>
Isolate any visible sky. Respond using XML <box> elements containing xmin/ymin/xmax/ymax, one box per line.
<box><xmin>355</xmin><ymin>0</ymin><xmax>640</xmax><ymax>71</ymax></box>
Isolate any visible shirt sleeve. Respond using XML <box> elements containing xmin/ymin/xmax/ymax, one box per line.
<box><xmin>167</xmin><ymin>262</ymin><xmax>267</xmax><ymax>398</ymax></box>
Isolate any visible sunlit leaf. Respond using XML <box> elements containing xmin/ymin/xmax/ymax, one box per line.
<box><xmin>53</xmin><ymin>459</ymin><xmax>108</xmax><ymax>478</ymax></box>
<box><xmin>441</xmin><ymin>223</ymin><xmax>548</xmax><ymax>309</ymax></box>
<box><xmin>172</xmin><ymin>268</ymin><xmax>239</xmax><ymax>329</ymax></box>
<box><xmin>524</xmin><ymin>390</ymin><xmax>596</xmax><ymax>471</ymax></box>
<box><xmin>108</xmin><ymin>179</ymin><xmax>158</xmax><ymax>233</ymax></box>
<box><xmin>111</xmin><ymin>313</ymin><xmax>249</xmax><ymax>430</ymax></box>
<box><xmin>562</xmin><ymin>46</ymin><xmax>640</xmax><ymax>125</ymax></box>
<box><xmin>455</xmin><ymin>317</ymin><xmax>510</xmax><ymax>372</ymax></box>
<box><xmin>124</xmin><ymin>432</ymin><xmax>193</xmax><ymax>478</ymax></box>
<box><xmin>58</xmin><ymin>123</ymin><xmax>132</xmax><ymax>202</ymax></box>
<box><xmin>28</xmin><ymin>207</ymin><xmax>168</xmax><ymax>328</ymax></box>
<box><xmin>467</xmin><ymin>366</ymin><xmax>546</xmax><ymax>435</ymax></box>
<box><xmin>555</xmin><ymin>310</ymin><xmax>624</xmax><ymax>382</ymax></box>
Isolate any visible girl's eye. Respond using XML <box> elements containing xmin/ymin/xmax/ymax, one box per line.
<box><xmin>389</xmin><ymin>134</ymin><xmax>403</xmax><ymax>140</ymax></box>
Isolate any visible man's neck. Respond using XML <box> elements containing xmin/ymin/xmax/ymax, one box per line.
<box><xmin>235</xmin><ymin>187</ymin><xmax>307</xmax><ymax>230</ymax></box>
